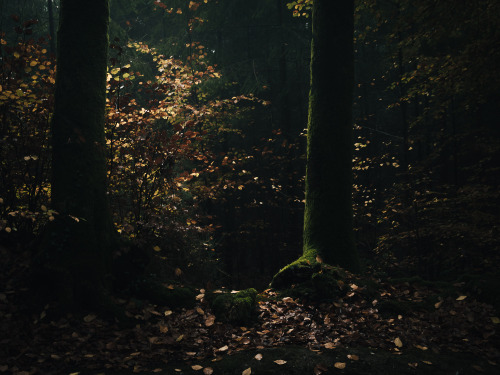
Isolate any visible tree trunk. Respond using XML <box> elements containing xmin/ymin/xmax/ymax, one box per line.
<box><xmin>47</xmin><ymin>0</ymin><xmax>56</xmax><ymax>55</ymax></box>
<box><xmin>271</xmin><ymin>0</ymin><xmax>360</xmax><ymax>288</ymax></box>
<box><xmin>37</xmin><ymin>0</ymin><xmax>118</xmax><ymax>310</ymax></box>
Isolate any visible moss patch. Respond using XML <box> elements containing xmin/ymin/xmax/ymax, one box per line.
<box><xmin>210</xmin><ymin>288</ymin><xmax>258</xmax><ymax>324</ymax></box>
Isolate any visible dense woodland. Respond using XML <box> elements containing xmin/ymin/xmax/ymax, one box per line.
<box><xmin>1</xmin><ymin>0</ymin><xmax>499</xmax><ymax>374</ymax></box>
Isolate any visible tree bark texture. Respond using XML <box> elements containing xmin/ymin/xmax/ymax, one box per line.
<box><xmin>44</xmin><ymin>0</ymin><xmax>116</xmax><ymax>307</ymax></box>
<box><xmin>303</xmin><ymin>0</ymin><xmax>359</xmax><ymax>271</ymax></box>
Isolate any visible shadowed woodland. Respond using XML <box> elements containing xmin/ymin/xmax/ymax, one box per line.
<box><xmin>1</xmin><ymin>0</ymin><xmax>499</xmax><ymax>374</ymax></box>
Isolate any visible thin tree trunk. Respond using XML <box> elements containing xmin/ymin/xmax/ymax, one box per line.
<box><xmin>47</xmin><ymin>0</ymin><xmax>56</xmax><ymax>55</ymax></box>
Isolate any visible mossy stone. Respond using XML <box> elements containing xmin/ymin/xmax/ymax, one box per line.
<box><xmin>211</xmin><ymin>288</ymin><xmax>257</xmax><ymax>324</ymax></box>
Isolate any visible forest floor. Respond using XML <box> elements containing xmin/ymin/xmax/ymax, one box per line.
<box><xmin>2</xmin><ymin>258</ymin><xmax>500</xmax><ymax>375</ymax></box>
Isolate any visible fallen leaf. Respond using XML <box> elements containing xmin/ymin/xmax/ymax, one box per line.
<box><xmin>164</xmin><ymin>310</ymin><xmax>173</xmax><ymax>316</ymax></box>
<box><xmin>472</xmin><ymin>365</ymin><xmax>484</xmax><ymax>372</ymax></box>
<box><xmin>205</xmin><ymin>315</ymin><xmax>215</xmax><ymax>326</ymax></box>
<box><xmin>153</xmin><ymin>246</ymin><xmax>161</xmax><ymax>252</ymax></box>
<box><xmin>196</xmin><ymin>307</ymin><xmax>205</xmax><ymax>315</ymax></box>
<box><xmin>456</xmin><ymin>295</ymin><xmax>467</xmax><ymax>301</ymax></box>
<box><xmin>83</xmin><ymin>314</ymin><xmax>96</xmax><ymax>323</ymax></box>
<box><xmin>242</xmin><ymin>368</ymin><xmax>252</xmax><ymax>375</ymax></box>
<box><xmin>176</xmin><ymin>334</ymin><xmax>184</xmax><ymax>342</ymax></box>
<box><xmin>334</xmin><ymin>362</ymin><xmax>346</xmax><ymax>369</ymax></box>
<box><xmin>422</xmin><ymin>361</ymin><xmax>432</xmax><ymax>365</ymax></box>
<box><xmin>347</xmin><ymin>354</ymin><xmax>359</xmax><ymax>360</ymax></box>
<box><xmin>218</xmin><ymin>345</ymin><xmax>229</xmax><ymax>352</ymax></box>
<box><xmin>159</xmin><ymin>324</ymin><xmax>168</xmax><ymax>333</ymax></box>
<box><xmin>434</xmin><ymin>301</ymin><xmax>443</xmax><ymax>309</ymax></box>
<box><xmin>203</xmin><ymin>367</ymin><xmax>214</xmax><ymax>375</ymax></box>
<box><xmin>324</xmin><ymin>342</ymin><xmax>336</xmax><ymax>349</ymax></box>
<box><xmin>394</xmin><ymin>337</ymin><xmax>403</xmax><ymax>347</ymax></box>
<box><xmin>415</xmin><ymin>345</ymin><xmax>428</xmax><ymax>351</ymax></box>
<box><xmin>192</xmin><ymin>365</ymin><xmax>203</xmax><ymax>371</ymax></box>
<box><xmin>314</xmin><ymin>363</ymin><xmax>328</xmax><ymax>374</ymax></box>
<box><xmin>490</xmin><ymin>317</ymin><xmax>500</xmax><ymax>324</ymax></box>
<box><xmin>274</xmin><ymin>360</ymin><xmax>287</xmax><ymax>365</ymax></box>
<box><xmin>254</xmin><ymin>353</ymin><xmax>263</xmax><ymax>361</ymax></box>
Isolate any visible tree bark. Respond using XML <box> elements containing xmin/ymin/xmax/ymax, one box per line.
<box><xmin>271</xmin><ymin>0</ymin><xmax>360</xmax><ymax>288</ymax></box>
<box><xmin>38</xmin><ymin>0</ymin><xmax>118</xmax><ymax>309</ymax></box>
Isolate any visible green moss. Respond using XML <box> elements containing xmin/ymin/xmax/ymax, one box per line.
<box><xmin>211</xmin><ymin>288</ymin><xmax>257</xmax><ymax>324</ymax></box>
<box><xmin>270</xmin><ymin>255</ymin><xmax>321</xmax><ymax>289</ymax></box>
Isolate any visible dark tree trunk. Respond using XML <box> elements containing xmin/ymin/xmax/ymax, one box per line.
<box><xmin>47</xmin><ymin>0</ymin><xmax>56</xmax><ymax>55</ymax></box>
<box><xmin>271</xmin><ymin>0</ymin><xmax>360</xmax><ymax>288</ymax></box>
<box><xmin>38</xmin><ymin>0</ymin><xmax>118</xmax><ymax>310</ymax></box>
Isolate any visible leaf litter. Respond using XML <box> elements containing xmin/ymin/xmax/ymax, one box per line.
<box><xmin>1</xmin><ymin>275</ymin><xmax>499</xmax><ymax>374</ymax></box>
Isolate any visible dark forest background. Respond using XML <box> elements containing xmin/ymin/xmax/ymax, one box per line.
<box><xmin>1</xmin><ymin>0</ymin><xmax>499</xmax><ymax>290</ymax></box>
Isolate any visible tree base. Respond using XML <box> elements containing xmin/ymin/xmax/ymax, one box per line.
<box><xmin>270</xmin><ymin>254</ymin><xmax>347</xmax><ymax>301</ymax></box>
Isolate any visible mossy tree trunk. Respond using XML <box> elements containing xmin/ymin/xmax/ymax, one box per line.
<box><xmin>40</xmin><ymin>0</ymin><xmax>118</xmax><ymax>309</ymax></box>
<box><xmin>272</xmin><ymin>0</ymin><xmax>360</xmax><ymax>288</ymax></box>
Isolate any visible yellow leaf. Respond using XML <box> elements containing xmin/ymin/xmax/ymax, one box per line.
<box><xmin>274</xmin><ymin>360</ymin><xmax>287</xmax><ymax>365</ymax></box>
<box><xmin>394</xmin><ymin>337</ymin><xmax>403</xmax><ymax>347</ymax></box>
<box><xmin>456</xmin><ymin>295</ymin><xmax>467</xmax><ymax>301</ymax></box>
<box><xmin>175</xmin><ymin>268</ymin><xmax>182</xmax><ymax>276</ymax></box>
<box><xmin>334</xmin><ymin>362</ymin><xmax>346</xmax><ymax>369</ymax></box>
<box><xmin>218</xmin><ymin>345</ymin><xmax>229</xmax><ymax>352</ymax></box>
<box><xmin>491</xmin><ymin>317</ymin><xmax>500</xmax><ymax>324</ymax></box>
<box><xmin>153</xmin><ymin>245</ymin><xmax>161</xmax><ymax>252</ymax></box>
<box><xmin>422</xmin><ymin>361</ymin><xmax>432</xmax><ymax>365</ymax></box>
<box><xmin>254</xmin><ymin>353</ymin><xmax>263</xmax><ymax>361</ymax></box>
<box><xmin>30</xmin><ymin>60</ymin><xmax>38</xmax><ymax>67</ymax></box>
<box><xmin>434</xmin><ymin>301</ymin><xmax>443</xmax><ymax>309</ymax></box>
<box><xmin>191</xmin><ymin>365</ymin><xmax>203</xmax><ymax>371</ymax></box>
<box><xmin>123</xmin><ymin>73</ymin><xmax>130</xmax><ymax>79</ymax></box>
<box><xmin>164</xmin><ymin>310</ymin><xmax>173</xmax><ymax>316</ymax></box>
<box><xmin>176</xmin><ymin>334</ymin><xmax>184</xmax><ymax>342</ymax></box>
<box><xmin>242</xmin><ymin>368</ymin><xmax>252</xmax><ymax>375</ymax></box>
<box><xmin>13</xmin><ymin>51</ymin><xmax>20</xmax><ymax>58</ymax></box>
